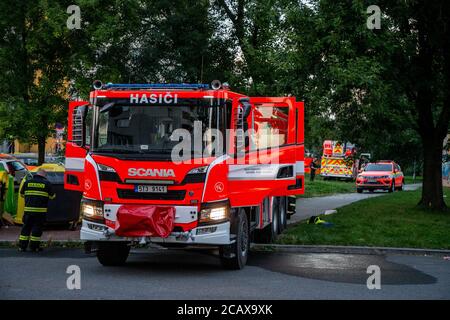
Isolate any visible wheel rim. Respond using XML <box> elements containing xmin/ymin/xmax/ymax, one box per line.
<box><xmin>240</xmin><ymin>218</ymin><xmax>248</xmax><ymax>256</ymax></box>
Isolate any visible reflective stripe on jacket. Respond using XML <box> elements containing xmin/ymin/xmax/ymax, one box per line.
<box><xmin>19</xmin><ymin>175</ymin><xmax>55</xmax><ymax>213</ymax></box>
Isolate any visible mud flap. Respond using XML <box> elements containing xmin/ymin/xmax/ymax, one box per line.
<box><xmin>115</xmin><ymin>205</ymin><xmax>175</xmax><ymax>238</ymax></box>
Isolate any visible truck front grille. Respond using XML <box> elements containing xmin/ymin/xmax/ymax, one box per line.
<box><xmin>116</xmin><ymin>189</ymin><xmax>186</xmax><ymax>200</ymax></box>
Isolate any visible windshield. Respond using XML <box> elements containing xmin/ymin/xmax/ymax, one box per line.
<box><xmin>364</xmin><ymin>163</ymin><xmax>393</xmax><ymax>172</ymax></box>
<box><xmin>22</xmin><ymin>158</ymin><xmax>38</xmax><ymax>165</ymax></box>
<box><xmin>8</xmin><ymin>161</ymin><xmax>26</xmax><ymax>171</ymax></box>
<box><xmin>93</xmin><ymin>99</ymin><xmax>226</xmax><ymax>159</ymax></box>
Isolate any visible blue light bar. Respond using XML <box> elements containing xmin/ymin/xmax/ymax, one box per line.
<box><xmin>102</xmin><ymin>83</ymin><xmax>210</xmax><ymax>90</ymax></box>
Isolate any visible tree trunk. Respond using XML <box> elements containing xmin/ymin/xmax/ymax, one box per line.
<box><xmin>37</xmin><ymin>136</ymin><xmax>46</xmax><ymax>165</ymax></box>
<box><xmin>419</xmin><ymin>137</ymin><xmax>446</xmax><ymax>210</ymax></box>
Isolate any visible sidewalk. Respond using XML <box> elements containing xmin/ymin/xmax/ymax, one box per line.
<box><xmin>0</xmin><ymin>225</ymin><xmax>80</xmax><ymax>242</ymax></box>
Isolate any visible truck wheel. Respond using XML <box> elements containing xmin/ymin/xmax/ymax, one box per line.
<box><xmin>253</xmin><ymin>197</ymin><xmax>279</xmax><ymax>243</ymax></box>
<box><xmin>356</xmin><ymin>188</ymin><xmax>363</xmax><ymax>194</ymax></box>
<box><xmin>278</xmin><ymin>197</ymin><xmax>287</xmax><ymax>232</ymax></box>
<box><xmin>97</xmin><ymin>242</ymin><xmax>130</xmax><ymax>266</ymax></box>
<box><xmin>399</xmin><ymin>180</ymin><xmax>404</xmax><ymax>191</ymax></box>
<box><xmin>259</xmin><ymin>197</ymin><xmax>279</xmax><ymax>242</ymax></box>
<box><xmin>271</xmin><ymin>197</ymin><xmax>280</xmax><ymax>236</ymax></box>
<box><xmin>219</xmin><ymin>209</ymin><xmax>249</xmax><ymax>270</ymax></box>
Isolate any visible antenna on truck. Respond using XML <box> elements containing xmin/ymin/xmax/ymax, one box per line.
<box><xmin>92</xmin><ymin>80</ymin><xmax>230</xmax><ymax>91</ymax></box>
<box><xmin>100</xmin><ymin>83</ymin><xmax>210</xmax><ymax>90</ymax></box>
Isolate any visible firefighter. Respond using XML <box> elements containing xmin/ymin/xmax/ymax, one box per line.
<box><xmin>18</xmin><ymin>169</ymin><xmax>55</xmax><ymax>252</ymax></box>
<box><xmin>310</xmin><ymin>158</ymin><xmax>319</xmax><ymax>181</ymax></box>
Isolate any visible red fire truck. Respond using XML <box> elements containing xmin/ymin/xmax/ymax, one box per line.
<box><xmin>64</xmin><ymin>81</ymin><xmax>305</xmax><ymax>269</ymax></box>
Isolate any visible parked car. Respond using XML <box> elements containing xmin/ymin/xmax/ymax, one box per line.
<box><xmin>356</xmin><ymin>160</ymin><xmax>404</xmax><ymax>193</ymax></box>
<box><xmin>0</xmin><ymin>154</ymin><xmax>30</xmax><ymax>187</ymax></box>
<box><xmin>45</xmin><ymin>155</ymin><xmax>65</xmax><ymax>166</ymax></box>
<box><xmin>12</xmin><ymin>153</ymin><xmax>39</xmax><ymax>170</ymax></box>
<box><xmin>13</xmin><ymin>153</ymin><xmax>65</xmax><ymax>170</ymax></box>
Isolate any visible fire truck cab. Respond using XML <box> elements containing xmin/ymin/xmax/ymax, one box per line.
<box><xmin>64</xmin><ymin>82</ymin><xmax>305</xmax><ymax>269</ymax></box>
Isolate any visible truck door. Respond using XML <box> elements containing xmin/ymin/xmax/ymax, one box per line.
<box><xmin>64</xmin><ymin>101</ymin><xmax>90</xmax><ymax>192</ymax></box>
<box><xmin>228</xmin><ymin>97</ymin><xmax>302</xmax><ymax>207</ymax></box>
<box><xmin>292</xmin><ymin>101</ymin><xmax>305</xmax><ymax>196</ymax></box>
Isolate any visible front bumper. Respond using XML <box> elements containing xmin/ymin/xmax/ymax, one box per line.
<box><xmin>81</xmin><ymin>219</ymin><xmax>232</xmax><ymax>245</ymax></box>
<box><xmin>321</xmin><ymin>173</ymin><xmax>353</xmax><ymax>178</ymax></box>
<box><xmin>356</xmin><ymin>184</ymin><xmax>390</xmax><ymax>190</ymax></box>
<box><xmin>356</xmin><ymin>178</ymin><xmax>392</xmax><ymax>189</ymax></box>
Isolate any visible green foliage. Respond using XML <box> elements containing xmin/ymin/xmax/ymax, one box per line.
<box><xmin>0</xmin><ymin>0</ymin><xmax>71</xmax><ymax>151</ymax></box>
<box><xmin>0</xmin><ymin>0</ymin><xmax>447</xmax><ymax>207</ymax></box>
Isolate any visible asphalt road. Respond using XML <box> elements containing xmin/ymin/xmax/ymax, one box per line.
<box><xmin>1</xmin><ymin>247</ymin><xmax>448</xmax><ymax>299</ymax></box>
<box><xmin>292</xmin><ymin>183</ymin><xmax>422</xmax><ymax>223</ymax></box>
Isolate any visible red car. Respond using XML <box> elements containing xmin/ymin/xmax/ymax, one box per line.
<box><xmin>356</xmin><ymin>161</ymin><xmax>404</xmax><ymax>193</ymax></box>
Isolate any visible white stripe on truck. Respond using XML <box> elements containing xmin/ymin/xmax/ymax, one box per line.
<box><xmin>65</xmin><ymin>157</ymin><xmax>85</xmax><ymax>171</ymax></box>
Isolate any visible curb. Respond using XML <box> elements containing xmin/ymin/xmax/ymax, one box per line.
<box><xmin>2</xmin><ymin>241</ymin><xmax>449</xmax><ymax>256</ymax></box>
<box><xmin>0</xmin><ymin>240</ymin><xmax>83</xmax><ymax>248</ymax></box>
<box><xmin>251</xmin><ymin>244</ymin><xmax>450</xmax><ymax>256</ymax></box>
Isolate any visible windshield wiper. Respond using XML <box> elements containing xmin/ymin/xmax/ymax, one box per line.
<box><xmin>140</xmin><ymin>149</ymin><xmax>172</xmax><ymax>154</ymax></box>
<box><xmin>94</xmin><ymin>148</ymin><xmax>141</xmax><ymax>154</ymax></box>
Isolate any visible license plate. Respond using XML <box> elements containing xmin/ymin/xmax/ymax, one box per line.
<box><xmin>368</xmin><ymin>179</ymin><xmax>378</xmax><ymax>183</ymax></box>
<box><xmin>134</xmin><ymin>185</ymin><xmax>167</xmax><ymax>193</ymax></box>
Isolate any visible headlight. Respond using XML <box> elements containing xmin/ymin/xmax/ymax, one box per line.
<box><xmin>199</xmin><ymin>201</ymin><xmax>229</xmax><ymax>224</ymax></box>
<box><xmin>188</xmin><ymin>166</ymin><xmax>208</xmax><ymax>174</ymax></box>
<box><xmin>81</xmin><ymin>199</ymin><xmax>104</xmax><ymax>222</ymax></box>
<box><xmin>97</xmin><ymin>163</ymin><xmax>116</xmax><ymax>173</ymax></box>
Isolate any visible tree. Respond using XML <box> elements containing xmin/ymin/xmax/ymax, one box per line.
<box><xmin>214</xmin><ymin>0</ymin><xmax>286</xmax><ymax>95</ymax></box>
<box><xmin>380</xmin><ymin>1</ymin><xmax>450</xmax><ymax>210</ymax></box>
<box><xmin>284</xmin><ymin>0</ymin><xmax>449</xmax><ymax>210</ymax></box>
<box><xmin>0</xmin><ymin>0</ymin><xmax>72</xmax><ymax>164</ymax></box>
<box><xmin>69</xmin><ymin>0</ymin><xmax>229</xmax><ymax>95</ymax></box>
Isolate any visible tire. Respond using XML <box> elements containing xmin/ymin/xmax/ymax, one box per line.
<box><xmin>388</xmin><ymin>181</ymin><xmax>395</xmax><ymax>193</ymax></box>
<box><xmin>97</xmin><ymin>242</ymin><xmax>130</xmax><ymax>266</ymax></box>
<box><xmin>278</xmin><ymin>197</ymin><xmax>287</xmax><ymax>232</ymax></box>
<box><xmin>398</xmin><ymin>180</ymin><xmax>404</xmax><ymax>191</ymax></box>
<box><xmin>219</xmin><ymin>209</ymin><xmax>249</xmax><ymax>270</ymax></box>
<box><xmin>271</xmin><ymin>197</ymin><xmax>280</xmax><ymax>236</ymax></box>
<box><xmin>356</xmin><ymin>188</ymin><xmax>363</xmax><ymax>194</ymax></box>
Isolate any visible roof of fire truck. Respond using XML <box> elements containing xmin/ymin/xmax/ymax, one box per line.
<box><xmin>89</xmin><ymin>82</ymin><xmax>246</xmax><ymax>101</ymax></box>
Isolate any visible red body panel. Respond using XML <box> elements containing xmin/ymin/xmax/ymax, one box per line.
<box><xmin>64</xmin><ymin>101</ymin><xmax>89</xmax><ymax>192</ymax></box>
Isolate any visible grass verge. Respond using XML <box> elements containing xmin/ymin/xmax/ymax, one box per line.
<box><xmin>404</xmin><ymin>175</ymin><xmax>423</xmax><ymax>184</ymax></box>
<box><xmin>281</xmin><ymin>188</ymin><xmax>450</xmax><ymax>249</ymax></box>
<box><xmin>300</xmin><ymin>176</ymin><xmax>356</xmax><ymax>198</ymax></box>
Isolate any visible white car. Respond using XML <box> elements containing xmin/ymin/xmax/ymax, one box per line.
<box><xmin>0</xmin><ymin>154</ymin><xmax>29</xmax><ymax>187</ymax></box>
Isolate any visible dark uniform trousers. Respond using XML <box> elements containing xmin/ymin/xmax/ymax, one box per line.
<box><xmin>18</xmin><ymin>175</ymin><xmax>55</xmax><ymax>251</ymax></box>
